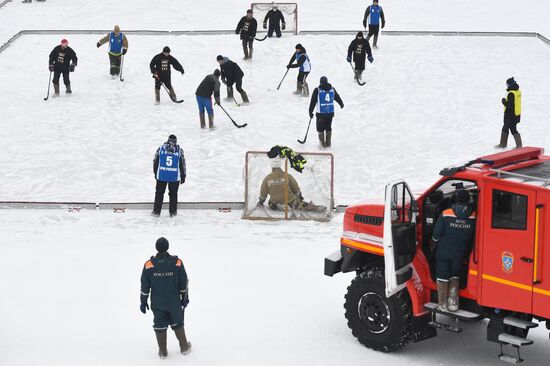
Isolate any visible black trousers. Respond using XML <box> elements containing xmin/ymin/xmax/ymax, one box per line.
<box><xmin>298</xmin><ymin>71</ymin><xmax>309</xmax><ymax>83</ymax></box>
<box><xmin>228</xmin><ymin>76</ymin><xmax>244</xmax><ymax>93</ymax></box>
<box><xmin>155</xmin><ymin>76</ymin><xmax>172</xmax><ymax>90</ymax></box>
<box><xmin>153</xmin><ymin>180</ymin><xmax>179</xmax><ymax>214</ymax></box>
<box><xmin>241</xmin><ymin>38</ymin><xmax>253</xmax><ymax>49</ymax></box>
<box><xmin>108</xmin><ymin>54</ymin><xmax>122</xmax><ymax>75</ymax></box>
<box><xmin>268</xmin><ymin>23</ymin><xmax>282</xmax><ymax>37</ymax></box>
<box><xmin>366</xmin><ymin>24</ymin><xmax>380</xmax><ymax>46</ymax></box>
<box><xmin>502</xmin><ymin>119</ymin><xmax>519</xmax><ymax>134</ymax></box>
<box><xmin>354</xmin><ymin>56</ymin><xmax>366</xmax><ymax>71</ymax></box>
<box><xmin>53</xmin><ymin>70</ymin><xmax>70</xmax><ymax>85</ymax></box>
<box><xmin>316</xmin><ymin>115</ymin><xmax>333</xmax><ymax>132</ymax></box>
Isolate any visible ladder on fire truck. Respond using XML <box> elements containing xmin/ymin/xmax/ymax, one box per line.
<box><xmin>425</xmin><ymin>303</ymin><xmax>539</xmax><ymax>364</ymax></box>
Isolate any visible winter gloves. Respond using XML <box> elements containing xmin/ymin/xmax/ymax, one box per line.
<box><xmin>263</xmin><ymin>23</ymin><xmax>267</xmax><ymax>29</ymax></box>
<box><xmin>180</xmin><ymin>175</ymin><xmax>186</xmax><ymax>185</ymax></box>
<box><xmin>309</xmin><ymin>111</ymin><xmax>314</xmax><ymax>118</ymax></box>
<box><xmin>49</xmin><ymin>64</ymin><xmax>54</xmax><ymax>71</ymax></box>
<box><xmin>346</xmin><ymin>56</ymin><xmax>352</xmax><ymax>63</ymax></box>
<box><xmin>96</xmin><ymin>42</ymin><xmax>101</xmax><ymax>48</ymax></box>
<box><xmin>69</xmin><ymin>64</ymin><xmax>76</xmax><ymax>72</ymax></box>
<box><xmin>282</xmin><ymin>23</ymin><xmax>286</xmax><ymax>30</ymax></box>
<box><xmin>122</xmin><ymin>48</ymin><xmax>127</xmax><ymax>55</ymax></box>
<box><xmin>140</xmin><ymin>302</ymin><xmax>149</xmax><ymax>314</ymax></box>
<box><xmin>368</xmin><ymin>55</ymin><xmax>374</xmax><ymax>63</ymax></box>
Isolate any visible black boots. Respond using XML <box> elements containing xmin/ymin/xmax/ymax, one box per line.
<box><xmin>240</xmin><ymin>90</ymin><xmax>250</xmax><ymax>104</ymax></box>
<box><xmin>225</xmin><ymin>86</ymin><xmax>234</xmax><ymax>100</ymax></box>
<box><xmin>65</xmin><ymin>84</ymin><xmax>72</xmax><ymax>94</ymax></box>
<box><xmin>154</xmin><ymin>89</ymin><xmax>160</xmax><ymax>104</ymax></box>
<box><xmin>495</xmin><ymin>131</ymin><xmax>508</xmax><ymax>148</ymax></box>
<box><xmin>155</xmin><ymin>331</ymin><xmax>168</xmax><ymax>359</ymax></box>
<box><xmin>318</xmin><ymin>132</ymin><xmax>325</xmax><ymax>148</ymax></box>
<box><xmin>242</xmin><ymin>47</ymin><xmax>249</xmax><ymax>60</ymax></box>
<box><xmin>513</xmin><ymin>133</ymin><xmax>523</xmax><ymax>148</ymax></box>
<box><xmin>326</xmin><ymin>131</ymin><xmax>332</xmax><ymax>147</ymax></box>
<box><xmin>174</xmin><ymin>327</ymin><xmax>192</xmax><ymax>355</ymax></box>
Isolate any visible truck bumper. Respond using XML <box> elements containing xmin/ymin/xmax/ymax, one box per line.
<box><xmin>324</xmin><ymin>250</ymin><xmax>342</xmax><ymax>277</ymax></box>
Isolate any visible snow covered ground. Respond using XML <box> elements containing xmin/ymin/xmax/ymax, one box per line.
<box><xmin>1</xmin><ymin>209</ymin><xmax>550</xmax><ymax>366</ymax></box>
<box><xmin>1</xmin><ymin>33</ymin><xmax>550</xmax><ymax>203</ymax></box>
<box><xmin>2</xmin><ymin>1</ymin><xmax>550</xmax><ymax>365</ymax></box>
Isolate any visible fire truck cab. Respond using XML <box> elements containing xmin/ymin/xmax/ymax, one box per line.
<box><xmin>325</xmin><ymin>147</ymin><xmax>550</xmax><ymax>363</ymax></box>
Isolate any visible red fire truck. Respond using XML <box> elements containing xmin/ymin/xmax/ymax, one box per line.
<box><xmin>325</xmin><ymin>147</ymin><xmax>550</xmax><ymax>363</ymax></box>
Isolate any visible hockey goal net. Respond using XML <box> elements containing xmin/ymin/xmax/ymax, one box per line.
<box><xmin>242</xmin><ymin>151</ymin><xmax>334</xmax><ymax>221</ymax></box>
<box><xmin>251</xmin><ymin>2</ymin><xmax>298</xmax><ymax>35</ymax></box>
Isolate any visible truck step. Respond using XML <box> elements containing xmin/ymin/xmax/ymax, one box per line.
<box><xmin>503</xmin><ymin>317</ymin><xmax>538</xmax><ymax>330</ymax></box>
<box><xmin>498</xmin><ymin>333</ymin><xmax>533</xmax><ymax>347</ymax></box>
<box><xmin>424</xmin><ymin>302</ymin><xmax>483</xmax><ymax>321</ymax></box>
<box><xmin>428</xmin><ymin>320</ymin><xmax>462</xmax><ymax>333</ymax></box>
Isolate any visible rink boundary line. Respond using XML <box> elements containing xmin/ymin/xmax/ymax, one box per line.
<box><xmin>2</xmin><ymin>29</ymin><xmax>550</xmax><ymax>53</ymax></box>
<box><xmin>0</xmin><ymin>201</ymin><xmax>349</xmax><ymax>212</ymax></box>
<box><xmin>0</xmin><ymin>0</ymin><xmax>11</xmax><ymax>9</ymax></box>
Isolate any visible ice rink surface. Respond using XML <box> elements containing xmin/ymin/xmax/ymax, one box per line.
<box><xmin>2</xmin><ymin>1</ymin><xmax>550</xmax><ymax>365</ymax></box>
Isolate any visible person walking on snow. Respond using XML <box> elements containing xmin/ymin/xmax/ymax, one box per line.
<box><xmin>195</xmin><ymin>69</ymin><xmax>222</xmax><ymax>129</ymax></box>
<box><xmin>347</xmin><ymin>31</ymin><xmax>374</xmax><ymax>82</ymax></box>
<box><xmin>363</xmin><ymin>0</ymin><xmax>386</xmax><ymax>49</ymax></box>
<box><xmin>150</xmin><ymin>47</ymin><xmax>184</xmax><ymax>104</ymax></box>
<box><xmin>217</xmin><ymin>55</ymin><xmax>249</xmax><ymax>104</ymax></box>
<box><xmin>96</xmin><ymin>25</ymin><xmax>128</xmax><ymax>78</ymax></box>
<box><xmin>308</xmin><ymin>76</ymin><xmax>344</xmax><ymax>148</ymax></box>
<box><xmin>48</xmin><ymin>38</ymin><xmax>78</xmax><ymax>97</ymax></box>
<box><xmin>495</xmin><ymin>77</ymin><xmax>522</xmax><ymax>148</ymax></box>
<box><xmin>236</xmin><ymin>9</ymin><xmax>258</xmax><ymax>60</ymax></box>
<box><xmin>263</xmin><ymin>4</ymin><xmax>286</xmax><ymax>38</ymax></box>
<box><xmin>152</xmin><ymin>135</ymin><xmax>186</xmax><ymax>217</ymax></box>
<box><xmin>140</xmin><ymin>237</ymin><xmax>191</xmax><ymax>359</ymax></box>
<box><xmin>287</xmin><ymin>44</ymin><xmax>311</xmax><ymax>97</ymax></box>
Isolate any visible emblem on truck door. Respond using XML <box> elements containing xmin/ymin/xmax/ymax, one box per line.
<box><xmin>502</xmin><ymin>251</ymin><xmax>514</xmax><ymax>273</ymax></box>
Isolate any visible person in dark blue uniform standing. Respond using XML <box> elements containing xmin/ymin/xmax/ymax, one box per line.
<box><xmin>152</xmin><ymin>135</ymin><xmax>186</xmax><ymax>217</ymax></box>
<box><xmin>432</xmin><ymin>189</ymin><xmax>476</xmax><ymax>312</ymax></box>
<box><xmin>363</xmin><ymin>0</ymin><xmax>386</xmax><ymax>49</ymax></box>
<box><xmin>140</xmin><ymin>237</ymin><xmax>191</xmax><ymax>358</ymax></box>
<box><xmin>308</xmin><ymin>76</ymin><xmax>344</xmax><ymax>148</ymax></box>
<box><xmin>235</xmin><ymin>9</ymin><xmax>258</xmax><ymax>60</ymax></box>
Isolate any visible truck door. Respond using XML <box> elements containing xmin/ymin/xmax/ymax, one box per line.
<box><xmin>383</xmin><ymin>180</ymin><xmax>417</xmax><ymax>297</ymax></box>
<box><xmin>481</xmin><ymin>184</ymin><xmax>536</xmax><ymax>313</ymax></box>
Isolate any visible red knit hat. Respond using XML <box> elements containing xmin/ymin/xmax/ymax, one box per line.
<box><xmin>61</xmin><ymin>39</ymin><xmax>68</xmax><ymax>45</ymax></box>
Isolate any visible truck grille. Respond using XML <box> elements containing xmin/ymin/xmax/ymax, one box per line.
<box><xmin>354</xmin><ymin>214</ymin><xmax>383</xmax><ymax>226</ymax></box>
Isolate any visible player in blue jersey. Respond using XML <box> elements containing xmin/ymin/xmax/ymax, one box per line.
<box><xmin>97</xmin><ymin>25</ymin><xmax>128</xmax><ymax>78</ymax></box>
<box><xmin>363</xmin><ymin>0</ymin><xmax>386</xmax><ymax>49</ymax></box>
<box><xmin>286</xmin><ymin>44</ymin><xmax>311</xmax><ymax>97</ymax></box>
<box><xmin>308</xmin><ymin>77</ymin><xmax>344</xmax><ymax>148</ymax></box>
<box><xmin>152</xmin><ymin>135</ymin><xmax>187</xmax><ymax>217</ymax></box>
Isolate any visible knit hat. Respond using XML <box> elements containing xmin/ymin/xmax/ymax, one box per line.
<box><xmin>216</xmin><ymin>55</ymin><xmax>224</xmax><ymax>61</ymax></box>
<box><xmin>156</xmin><ymin>237</ymin><xmax>169</xmax><ymax>253</ymax></box>
<box><xmin>320</xmin><ymin>76</ymin><xmax>328</xmax><ymax>85</ymax></box>
<box><xmin>247</xmin><ymin>9</ymin><xmax>253</xmax><ymax>14</ymax></box>
<box><xmin>114</xmin><ymin>25</ymin><xmax>120</xmax><ymax>33</ymax></box>
<box><xmin>454</xmin><ymin>189</ymin><xmax>470</xmax><ymax>204</ymax></box>
<box><xmin>295</xmin><ymin>43</ymin><xmax>303</xmax><ymax>50</ymax></box>
<box><xmin>357</xmin><ymin>31</ymin><xmax>364</xmax><ymax>38</ymax></box>
<box><xmin>214</xmin><ymin>69</ymin><xmax>221</xmax><ymax>77</ymax></box>
<box><xmin>163</xmin><ymin>46</ymin><xmax>171</xmax><ymax>53</ymax></box>
<box><xmin>506</xmin><ymin>77</ymin><xmax>516</xmax><ymax>87</ymax></box>
<box><xmin>168</xmin><ymin>134</ymin><xmax>177</xmax><ymax>145</ymax></box>
<box><xmin>61</xmin><ymin>38</ymin><xmax>68</xmax><ymax>45</ymax></box>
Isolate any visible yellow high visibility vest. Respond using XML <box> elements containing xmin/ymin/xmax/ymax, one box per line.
<box><xmin>505</xmin><ymin>90</ymin><xmax>521</xmax><ymax>116</ymax></box>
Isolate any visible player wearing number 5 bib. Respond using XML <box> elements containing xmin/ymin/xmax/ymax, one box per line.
<box><xmin>308</xmin><ymin>76</ymin><xmax>344</xmax><ymax>148</ymax></box>
<box><xmin>152</xmin><ymin>135</ymin><xmax>187</xmax><ymax>217</ymax></box>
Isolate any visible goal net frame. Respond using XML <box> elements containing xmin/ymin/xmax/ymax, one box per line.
<box><xmin>242</xmin><ymin>150</ymin><xmax>334</xmax><ymax>221</ymax></box>
<box><xmin>251</xmin><ymin>2</ymin><xmax>299</xmax><ymax>35</ymax></box>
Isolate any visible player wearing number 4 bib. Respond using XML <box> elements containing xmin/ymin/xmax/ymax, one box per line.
<box><xmin>309</xmin><ymin>77</ymin><xmax>344</xmax><ymax>148</ymax></box>
<box><xmin>152</xmin><ymin>135</ymin><xmax>187</xmax><ymax>217</ymax></box>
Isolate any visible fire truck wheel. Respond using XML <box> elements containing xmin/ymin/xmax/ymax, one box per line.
<box><xmin>344</xmin><ymin>267</ymin><xmax>412</xmax><ymax>352</ymax></box>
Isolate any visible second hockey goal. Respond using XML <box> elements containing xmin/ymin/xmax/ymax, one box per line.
<box><xmin>251</xmin><ymin>2</ymin><xmax>298</xmax><ymax>35</ymax></box>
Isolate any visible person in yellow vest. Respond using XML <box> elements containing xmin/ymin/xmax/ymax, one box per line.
<box><xmin>97</xmin><ymin>25</ymin><xmax>129</xmax><ymax>78</ymax></box>
<box><xmin>496</xmin><ymin>77</ymin><xmax>522</xmax><ymax>148</ymax></box>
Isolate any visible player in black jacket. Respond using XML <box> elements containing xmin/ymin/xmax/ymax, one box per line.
<box><xmin>236</xmin><ymin>9</ymin><xmax>258</xmax><ymax>60</ymax></box>
<box><xmin>48</xmin><ymin>39</ymin><xmax>78</xmax><ymax>96</ymax></box>
<box><xmin>346</xmin><ymin>31</ymin><xmax>374</xmax><ymax>81</ymax></box>
<box><xmin>217</xmin><ymin>55</ymin><xmax>249</xmax><ymax>104</ymax></box>
<box><xmin>263</xmin><ymin>4</ymin><xmax>286</xmax><ymax>38</ymax></box>
<box><xmin>140</xmin><ymin>237</ymin><xmax>191</xmax><ymax>358</ymax></box>
<box><xmin>149</xmin><ymin>46</ymin><xmax>184</xmax><ymax>104</ymax></box>
<box><xmin>195</xmin><ymin>70</ymin><xmax>221</xmax><ymax>129</ymax></box>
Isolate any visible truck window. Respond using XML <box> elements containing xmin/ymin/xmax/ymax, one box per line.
<box><xmin>492</xmin><ymin>190</ymin><xmax>528</xmax><ymax>230</ymax></box>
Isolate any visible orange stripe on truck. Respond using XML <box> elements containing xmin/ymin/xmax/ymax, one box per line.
<box><xmin>341</xmin><ymin>238</ymin><xmax>384</xmax><ymax>255</ymax></box>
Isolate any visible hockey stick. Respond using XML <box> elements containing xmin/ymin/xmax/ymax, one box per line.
<box><xmin>297</xmin><ymin>117</ymin><xmax>313</xmax><ymax>144</ymax></box>
<box><xmin>276</xmin><ymin>69</ymin><xmax>289</xmax><ymax>90</ymax></box>
<box><xmin>160</xmin><ymin>81</ymin><xmax>184</xmax><ymax>103</ymax></box>
<box><xmin>43</xmin><ymin>71</ymin><xmax>53</xmax><ymax>101</ymax></box>
<box><xmin>255</xmin><ymin>35</ymin><xmax>268</xmax><ymax>41</ymax></box>
<box><xmin>349</xmin><ymin>61</ymin><xmax>366</xmax><ymax>86</ymax></box>
<box><xmin>119</xmin><ymin>55</ymin><xmax>125</xmax><ymax>82</ymax></box>
<box><xmin>217</xmin><ymin>103</ymin><xmax>247</xmax><ymax>128</ymax></box>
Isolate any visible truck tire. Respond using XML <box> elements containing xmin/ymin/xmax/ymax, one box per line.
<box><xmin>344</xmin><ymin>266</ymin><xmax>412</xmax><ymax>352</ymax></box>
